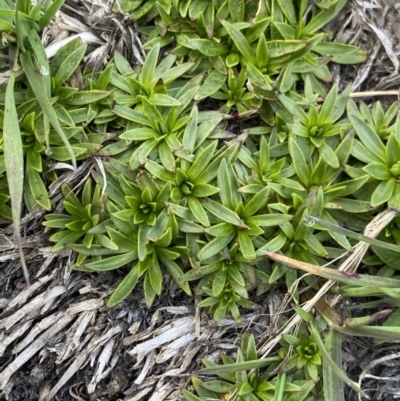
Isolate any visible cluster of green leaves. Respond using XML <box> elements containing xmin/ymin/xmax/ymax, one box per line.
<box><xmin>23</xmin><ymin>12</ymin><xmax>389</xmax><ymax>321</ymax></box>
<box><xmin>41</xmin><ymin>46</ymin><xmax>400</xmax><ymax>327</ymax></box>
<box><xmin>183</xmin><ymin>299</ymin><xmax>400</xmax><ymax>401</ymax></box>
<box><xmin>183</xmin><ymin>330</ymin><xmax>325</xmax><ymax>401</ymax></box>
<box><xmin>2</xmin><ymin>0</ymin><xmax>399</xmax><ymax>335</ymax></box>
<box><xmin>120</xmin><ymin>0</ymin><xmax>367</xmax><ymax>99</ymax></box>
<box><xmin>3</xmin><ymin>1</ymin><xmax>400</xmax><ymax>399</ymax></box>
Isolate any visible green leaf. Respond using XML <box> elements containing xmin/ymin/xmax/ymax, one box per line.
<box><xmin>0</xmin><ymin>19</ymin><xmax>14</xmax><ymax>32</ymax></box>
<box><xmin>141</xmin><ymin>43</ymin><xmax>159</xmax><ymax>90</ymax></box>
<box><xmin>106</xmin><ymin>227</ymin><xmax>136</xmax><ymax>251</ymax></box>
<box><xmin>51</xmin><ymin>231</ymin><xmax>84</xmax><ymax>252</ymax></box>
<box><xmin>158</xmin><ymin>256</ymin><xmax>192</xmax><ymax>295</ymax></box>
<box><xmin>247</xmin><ymin>63</ymin><xmax>272</xmax><ymax>90</ymax></box>
<box><xmin>198</xmin><ymin>234</ymin><xmax>235</xmax><ymax>261</ymax></box>
<box><xmin>386</xmin><ymin>122</ymin><xmax>400</xmax><ymax>166</ymax></box>
<box><xmin>107</xmin><ymin>264</ymin><xmax>139</xmax><ymax>307</ymax></box>
<box><xmin>196</xmin><ymin>142</ymin><xmax>240</xmax><ymax>184</ymax></box>
<box><xmin>238</xmin><ymin>231</ymin><xmax>255</xmax><ymax>260</ymax></box>
<box><xmin>148</xmin><ymin>254</ymin><xmax>162</xmax><ymax>295</ymax></box>
<box><xmin>113</xmin><ymin>51</ymin><xmax>134</xmax><ymax>75</ymax></box>
<box><xmin>273</xmin><ymin>372</ymin><xmax>286</xmax><ymax>401</ymax></box>
<box><xmin>66</xmin><ymin>244</ymin><xmax>124</xmax><ymax>256</ymax></box>
<box><xmin>120</xmin><ymin>128</ymin><xmax>157</xmax><ymax>141</ymax></box>
<box><xmin>95</xmin><ymin>233</ymin><xmax>119</xmax><ymax>250</ymax></box>
<box><xmin>187</xmin><ymin>141</ymin><xmax>218</xmax><ymax>182</ymax></box>
<box><xmin>138</xmin><ymin>224</ymin><xmax>149</xmax><ymax>262</ymax></box>
<box><xmin>349</xmin><ymin>114</ymin><xmax>386</xmax><ymax>162</ymax></box>
<box><xmin>203</xmin><ymin>198</ymin><xmax>247</xmax><ymax>228</ymax></box>
<box><xmin>50</xmin><ymin>38</ymin><xmax>82</xmax><ymax>76</ymax></box>
<box><xmin>205</xmin><ymin>222</ymin><xmax>236</xmax><ymax>237</ymax></box>
<box><xmin>198</xmin><ymin>357</ymin><xmax>281</xmax><ymax>374</ymax></box>
<box><xmin>238</xmin><ymin>383</ymin><xmax>254</xmax><ymax>396</ymax></box>
<box><xmin>323</xmin><ymin>330</ymin><xmax>345</xmax><ymax>401</ymax></box>
<box><xmin>228</xmin><ymin>265</ymin><xmax>246</xmax><ymax>287</ymax></box>
<box><xmin>151</xmin><ymin>93</ymin><xmax>182</xmax><ymax>106</ymax></box>
<box><xmin>113</xmin><ymin>105</ymin><xmax>151</xmax><ymax>126</ymax></box>
<box><xmin>245</xmin><ymin>18</ymin><xmax>271</xmax><ymax>43</ymax></box>
<box><xmin>84</xmin><ymin>251</ymin><xmax>138</xmax><ymax>271</ymax></box>
<box><xmin>212</xmin><ymin>269</ymin><xmax>227</xmax><ymax>296</ymax></box>
<box><xmin>27</xmin><ymin>164</ymin><xmax>51</xmax><ymax>210</ymax></box>
<box><xmin>39</xmin><ymin>0</ymin><xmax>65</xmax><ymax>29</ymax></box>
<box><xmin>130</xmin><ymin>139</ymin><xmax>159</xmax><ymax>169</ymax></box>
<box><xmin>331</xmin><ymin>50</ymin><xmax>367</xmax><ymax>64</ymax></box>
<box><xmin>20</xmin><ymin>52</ymin><xmax>77</xmax><ymax>168</ymax></box>
<box><xmin>54</xmin><ymin>43</ymin><xmax>87</xmax><ymax>89</ymax></box>
<box><xmin>319</xmin><ymin>84</ymin><xmax>338</xmax><ymax>123</ymax></box>
<box><xmin>192</xmin><ymin>183</ymin><xmax>220</xmax><ymax>197</ymax></box>
<box><xmin>256</xmin><ymin>33</ymin><xmax>268</xmax><ymax>69</ymax></box>
<box><xmin>363</xmin><ymin>162</ymin><xmax>391</xmax><ymax>181</ymax></box>
<box><xmin>159</xmin><ymin>61</ymin><xmax>195</xmax><ymax>84</ymax></box>
<box><xmin>187</xmin><ymin>196</ymin><xmax>210</xmax><ymax>227</ymax></box>
<box><xmin>274</xmin><ymin>22</ymin><xmax>295</xmax><ymax>40</ymax></box>
<box><xmin>243</xmin><ymin>186</ymin><xmax>270</xmax><ymax>218</ymax></box>
<box><xmin>182</xmin><ymin>389</ymin><xmax>203</xmax><ymax>401</ymax></box>
<box><xmin>276</xmin><ymin>0</ymin><xmax>296</xmax><ymax>24</ymax></box>
<box><xmin>159</xmin><ymin>140</ymin><xmax>176</xmax><ymax>172</ymax></box>
<box><xmin>278</xmin><ymin>94</ymin><xmax>307</xmax><ymax>124</ymax></box>
<box><xmin>302</xmin><ymin>0</ymin><xmax>347</xmax><ymax>35</ymax></box>
<box><xmin>247</xmin><ymin>214</ymin><xmax>292</xmax><ymax>227</ymax></box>
<box><xmin>217</xmin><ymin>158</ymin><xmax>236</xmax><ymax>210</ymax></box>
<box><xmin>142</xmin><ymin>97</ymin><xmax>164</xmax><ymax>125</ymax></box>
<box><xmin>98</xmin><ymin>64</ymin><xmax>113</xmax><ymax>90</ymax></box>
<box><xmin>314</xmin><ymin>42</ymin><xmax>362</xmax><ymax>56</ymax></box>
<box><xmin>319</xmin><ymin>142</ymin><xmax>339</xmax><ymax>169</ymax></box>
<box><xmin>267</xmin><ymin>40</ymin><xmax>308</xmax><ymax>58</ymax></box>
<box><xmin>289</xmin><ymin>138</ymin><xmax>310</xmax><ymax>187</ymax></box>
<box><xmin>199</xmin><ymin>380</ymin><xmax>234</xmax><ymax>393</ymax></box>
<box><xmin>189</xmin><ymin>39</ymin><xmax>230</xmax><ymax>57</ymax></box>
<box><xmin>144</xmin><ymin>271</ymin><xmax>157</xmax><ymax>307</ymax></box>
<box><xmin>62</xmin><ymin>90</ymin><xmax>110</xmax><ymax>106</ymax></box>
<box><xmin>4</xmin><ymin>72</ymin><xmax>30</xmax><ymax>285</ymax></box>
<box><xmin>220</xmin><ymin>20</ymin><xmax>256</xmax><ymax>65</ymax></box>
<box><xmin>371</xmin><ymin>178</ymin><xmax>395</xmax><ymax>207</ymax></box>
<box><xmin>195</xmin><ymin>70</ymin><xmax>227</xmax><ymax>100</ymax></box>
<box><xmin>229</xmin><ymin>0</ymin><xmax>244</xmax><ymax>23</ymax></box>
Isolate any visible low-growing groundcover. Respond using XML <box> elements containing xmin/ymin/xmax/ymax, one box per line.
<box><xmin>1</xmin><ymin>0</ymin><xmax>400</xmax><ymax>399</ymax></box>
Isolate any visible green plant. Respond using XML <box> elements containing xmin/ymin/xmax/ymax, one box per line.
<box><xmin>183</xmin><ymin>333</ymin><xmax>317</xmax><ymax>401</ymax></box>
<box><xmin>110</xmin><ymin>43</ymin><xmax>194</xmax><ymax>109</ymax></box>
<box><xmin>348</xmin><ymin>98</ymin><xmax>397</xmax><ymax>140</ymax></box>
<box><xmin>347</xmin><ymin>113</ymin><xmax>400</xmax><ymax>207</ymax></box>
<box><xmin>43</xmin><ymin>180</ymin><xmax>116</xmax><ymax>264</ymax></box>
<box><xmin>0</xmin><ymin>0</ymin><xmax>89</xmax><ymax>284</ymax></box>
<box><xmin>211</xmin><ymin>67</ymin><xmax>259</xmax><ymax>113</ymax></box>
<box><xmin>281</xmin><ymin>332</ymin><xmax>322</xmax><ymax>382</ymax></box>
<box><xmin>280</xmin><ymin>84</ymin><xmax>351</xmax><ymax>168</ymax></box>
<box><xmin>138</xmin><ymin>0</ymin><xmax>367</xmax><ymax>82</ymax></box>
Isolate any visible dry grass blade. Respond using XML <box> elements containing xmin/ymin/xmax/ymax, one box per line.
<box><xmin>263</xmin><ymin>251</ymin><xmax>400</xmax><ymax>288</ymax></box>
<box><xmin>3</xmin><ymin>72</ymin><xmax>30</xmax><ymax>287</ymax></box>
<box><xmin>258</xmin><ymin>209</ymin><xmax>400</xmax><ymax>357</ymax></box>
<box><xmin>357</xmin><ymin>351</ymin><xmax>400</xmax><ymax>401</ymax></box>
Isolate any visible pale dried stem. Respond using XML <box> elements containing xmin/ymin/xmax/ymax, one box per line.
<box><xmin>258</xmin><ymin>209</ymin><xmax>400</xmax><ymax>360</ymax></box>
